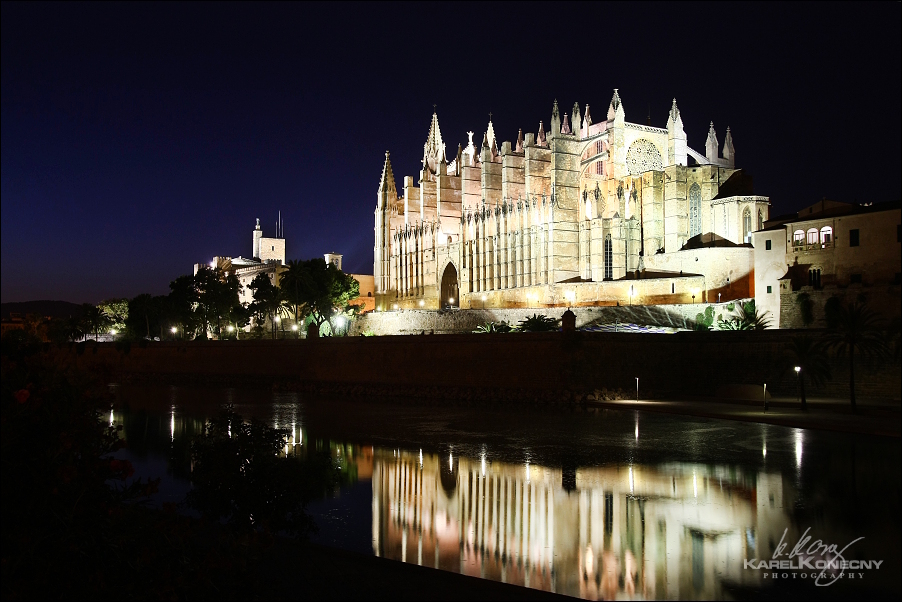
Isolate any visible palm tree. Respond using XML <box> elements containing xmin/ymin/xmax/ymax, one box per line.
<box><xmin>824</xmin><ymin>301</ymin><xmax>889</xmax><ymax>411</ymax></box>
<box><xmin>783</xmin><ymin>335</ymin><xmax>831</xmax><ymax>411</ymax></box>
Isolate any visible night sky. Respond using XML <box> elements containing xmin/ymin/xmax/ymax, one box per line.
<box><xmin>2</xmin><ymin>2</ymin><xmax>899</xmax><ymax>304</ymax></box>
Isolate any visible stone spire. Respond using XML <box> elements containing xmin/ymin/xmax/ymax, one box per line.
<box><xmin>571</xmin><ymin>102</ymin><xmax>581</xmax><ymax>137</ymax></box>
<box><xmin>584</xmin><ymin>104</ymin><xmax>593</xmax><ymax>126</ymax></box>
<box><xmin>378</xmin><ymin>151</ymin><xmax>397</xmax><ymax>197</ymax></box>
<box><xmin>537</xmin><ymin>121</ymin><xmax>547</xmax><ymax>146</ymax></box>
<box><xmin>486</xmin><ymin>115</ymin><xmax>497</xmax><ymax>152</ymax></box>
<box><xmin>515</xmin><ymin>128</ymin><xmax>524</xmax><ymax>152</ymax></box>
<box><xmin>607</xmin><ymin>89</ymin><xmax>622</xmax><ymax>121</ymax></box>
<box><xmin>722</xmin><ymin>127</ymin><xmax>735</xmax><ymax>167</ymax></box>
<box><xmin>561</xmin><ymin>112</ymin><xmax>572</xmax><ymax>135</ymax></box>
<box><xmin>705</xmin><ymin>122</ymin><xmax>719</xmax><ymax>163</ymax></box>
<box><xmin>422</xmin><ymin>111</ymin><xmax>445</xmax><ymax>174</ymax></box>
<box><xmin>666</xmin><ymin>98</ymin><xmax>687</xmax><ymax>166</ymax></box>
<box><xmin>551</xmin><ymin>99</ymin><xmax>561</xmax><ymax>136</ymax></box>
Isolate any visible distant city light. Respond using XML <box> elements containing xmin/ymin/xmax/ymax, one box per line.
<box><xmin>171</xmin><ymin>327</ymin><xmax>177</xmax><ymax>333</ymax></box>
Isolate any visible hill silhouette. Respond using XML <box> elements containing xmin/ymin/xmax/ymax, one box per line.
<box><xmin>2</xmin><ymin>300</ymin><xmax>85</xmax><ymax>320</ymax></box>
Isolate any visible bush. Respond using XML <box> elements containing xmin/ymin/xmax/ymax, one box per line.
<box><xmin>473</xmin><ymin>321</ymin><xmax>513</xmax><ymax>334</ymax></box>
<box><xmin>517</xmin><ymin>314</ymin><xmax>561</xmax><ymax>332</ymax></box>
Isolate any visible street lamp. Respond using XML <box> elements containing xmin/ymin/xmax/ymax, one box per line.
<box><xmin>691</xmin><ymin>287</ymin><xmax>701</xmax><ymax>304</ymax></box>
<box><xmin>795</xmin><ymin>365</ymin><xmax>807</xmax><ymax>410</ymax></box>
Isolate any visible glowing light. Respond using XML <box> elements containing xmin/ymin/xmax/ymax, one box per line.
<box><xmin>393</xmin><ymin>304</ymin><xmax>398</xmax><ymax>310</ymax></box>
<box><xmin>228</xmin><ymin>325</ymin><xmax>235</xmax><ymax>332</ymax></box>
<box><xmin>449</xmin><ymin>452</ymin><xmax>453</xmax><ymax>470</ymax></box>
<box><xmin>693</xmin><ymin>472</ymin><xmax>698</xmax><ymax>498</ymax></box>
<box><xmin>795</xmin><ymin>430</ymin><xmax>803</xmax><ymax>467</ymax></box>
<box><xmin>109</xmin><ymin>409</ymin><xmax>114</xmax><ymax>426</ymax></box>
<box><xmin>170</xmin><ymin>410</ymin><xmax>175</xmax><ymax>442</ymax></box>
<box><xmin>525</xmin><ymin>461</ymin><xmax>530</xmax><ymax>482</ymax></box>
<box><xmin>210</xmin><ymin>260</ymin><xmax>216</xmax><ymax>268</ymax></box>
<box><xmin>291</xmin><ymin>324</ymin><xmax>298</xmax><ymax>331</ymax></box>
<box><xmin>419</xmin><ymin>299</ymin><xmax>425</xmax><ymax>307</ymax></box>
<box><xmin>335</xmin><ymin>316</ymin><xmax>346</xmax><ymax>328</ymax></box>
<box><xmin>481</xmin><ymin>453</ymin><xmax>486</xmax><ymax>477</ymax></box>
<box><xmin>481</xmin><ymin>295</ymin><xmax>486</xmax><ymax>301</ymax></box>
<box><xmin>449</xmin><ymin>297</ymin><xmax>455</xmax><ymax>304</ymax></box>
<box><xmin>275</xmin><ymin>316</ymin><xmax>281</xmax><ymax>322</ymax></box>
<box><xmin>109</xmin><ymin>329</ymin><xmax>117</xmax><ymax>335</ymax></box>
<box><xmin>419</xmin><ymin>448</ymin><xmax>423</xmax><ymax>467</ymax></box>
<box><xmin>762</xmin><ymin>444</ymin><xmax>767</xmax><ymax>458</ymax></box>
<box><xmin>629</xmin><ymin>466</ymin><xmax>634</xmax><ymax>493</ymax></box>
<box><xmin>171</xmin><ymin>327</ymin><xmax>178</xmax><ymax>333</ymax></box>
<box><xmin>794</xmin><ymin>366</ymin><xmax>801</xmax><ymax>373</ymax></box>
<box><xmin>585</xmin><ymin>546</ymin><xmax>594</xmax><ymax>574</ymax></box>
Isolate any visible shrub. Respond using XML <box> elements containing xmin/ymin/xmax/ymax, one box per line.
<box><xmin>516</xmin><ymin>314</ymin><xmax>561</xmax><ymax>332</ymax></box>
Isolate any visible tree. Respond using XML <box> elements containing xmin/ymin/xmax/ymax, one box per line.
<box><xmin>98</xmin><ymin>298</ymin><xmax>128</xmax><ymax>334</ymax></box>
<box><xmin>80</xmin><ymin>303</ymin><xmax>110</xmax><ymax>340</ymax></box>
<box><xmin>167</xmin><ymin>275</ymin><xmax>199</xmax><ymax>339</ymax></box>
<box><xmin>194</xmin><ymin>267</ymin><xmax>243</xmax><ymax>339</ymax></box>
<box><xmin>516</xmin><ymin>314</ymin><xmax>560</xmax><ymax>332</ymax></box>
<box><xmin>694</xmin><ymin>306</ymin><xmax>716</xmax><ymax>331</ymax></box>
<box><xmin>248</xmin><ymin>272</ymin><xmax>289</xmax><ymax>339</ymax></box>
<box><xmin>783</xmin><ymin>335</ymin><xmax>831</xmax><ymax>411</ymax></box>
<box><xmin>824</xmin><ymin>300</ymin><xmax>889</xmax><ymax>411</ymax></box>
<box><xmin>283</xmin><ymin>259</ymin><xmax>359</xmax><ymax>333</ymax></box>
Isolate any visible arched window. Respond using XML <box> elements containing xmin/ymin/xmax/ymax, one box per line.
<box><xmin>743</xmin><ymin>208</ymin><xmax>752</xmax><ymax>242</ymax></box>
<box><xmin>689</xmin><ymin>183</ymin><xmax>702</xmax><ymax>237</ymax></box>
<box><xmin>793</xmin><ymin>230</ymin><xmax>805</xmax><ymax>246</ymax></box>
<box><xmin>603</xmin><ymin>234</ymin><xmax>613</xmax><ymax>280</ymax></box>
<box><xmin>820</xmin><ymin>226</ymin><xmax>833</xmax><ymax>246</ymax></box>
<box><xmin>806</xmin><ymin>228</ymin><xmax>819</xmax><ymax>245</ymax></box>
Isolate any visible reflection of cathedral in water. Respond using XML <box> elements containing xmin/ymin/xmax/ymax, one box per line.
<box><xmin>372</xmin><ymin>449</ymin><xmax>792</xmax><ymax>600</ymax></box>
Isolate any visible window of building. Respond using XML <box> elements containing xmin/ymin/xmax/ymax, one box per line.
<box><xmin>808</xmin><ymin>268</ymin><xmax>821</xmax><ymax>288</ymax></box>
<box><xmin>603</xmin><ymin>234</ymin><xmax>613</xmax><ymax>280</ymax></box>
<box><xmin>849</xmin><ymin>229</ymin><xmax>860</xmax><ymax>247</ymax></box>
<box><xmin>806</xmin><ymin>228</ymin><xmax>819</xmax><ymax>245</ymax></box>
<box><xmin>767</xmin><ymin>285</ymin><xmax>772</xmax><ymax>293</ymax></box>
<box><xmin>793</xmin><ymin>230</ymin><xmax>805</xmax><ymax>246</ymax></box>
<box><xmin>689</xmin><ymin>183</ymin><xmax>702</xmax><ymax>237</ymax></box>
<box><xmin>850</xmin><ymin>273</ymin><xmax>862</xmax><ymax>284</ymax></box>
<box><xmin>743</xmin><ymin>208</ymin><xmax>752</xmax><ymax>243</ymax></box>
<box><xmin>672</xmin><ymin>282</ymin><xmax>675</xmax><ymax>294</ymax></box>
<box><xmin>820</xmin><ymin>226</ymin><xmax>833</xmax><ymax>246</ymax></box>
<box><xmin>765</xmin><ymin>239</ymin><xmax>772</xmax><ymax>250</ymax></box>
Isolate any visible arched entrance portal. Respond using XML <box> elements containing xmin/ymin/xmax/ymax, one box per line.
<box><xmin>440</xmin><ymin>263</ymin><xmax>459</xmax><ymax>309</ymax></box>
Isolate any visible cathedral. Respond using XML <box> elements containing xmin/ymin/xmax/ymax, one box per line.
<box><xmin>374</xmin><ymin>90</ymin><xmax>770</xmax><ymax>310</ymax></box>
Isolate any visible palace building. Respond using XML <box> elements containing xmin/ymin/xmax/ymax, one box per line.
<box><xmin>374</xmin><ymin>90</ymin><xmax>770</xmax><ymax>310</ymax></box>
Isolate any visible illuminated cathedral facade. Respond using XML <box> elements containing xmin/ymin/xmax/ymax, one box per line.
<box><xmin>374</xmin><ymin>90</ymin><xmax>769</xmax><ymax>310</ymax></box>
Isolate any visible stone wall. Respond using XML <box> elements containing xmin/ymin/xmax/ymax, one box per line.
<box><xmin>61</xmin><ymin>330</ymin><xmax>901</xmax><ymax>402</ymax></box>
<box><xmin>780</xmin><ymin>285</ymin><xmax>902</xmax><ymax>330</ymax></box>
<box><xmin>349</xmin><ymin>301</ymin><xmax>745</xmax><ymax>336</ymax></box>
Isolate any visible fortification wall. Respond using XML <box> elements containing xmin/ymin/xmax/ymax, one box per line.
<box><xmin>59</xmin><ymin>330</ymin><xmax>900</xmax><ymax>402</ymax></box>
<box><xmin>350</xmin><ymin>301</ymin><xmax>744</xmax><ymax>336</ymax></box>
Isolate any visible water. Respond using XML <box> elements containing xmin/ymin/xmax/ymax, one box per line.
<box><xmin>108</xmin><ymin>383</ymin><xmax>900</xmax><ymax>600</ymax></box>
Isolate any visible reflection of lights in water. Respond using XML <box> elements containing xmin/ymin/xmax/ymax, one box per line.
<box><xmin>585</xmin><ymin>546</ymin><xmax>594</xmax><ymax>574</ymax></box>
<box><xmin>629</xmin><ymin>466</ymin><xmax>634</xmax><ymax>493</ymax></box>
<box><xmin>762</xmin><ymin>444</ymin><xmax>767</xmax><ymax>458</ymax></box>
<box><xmin>525</xmin><ymin>461</ymin><xmax>530</xmax><ymax>482</ymax></box>
<box><xmin>693</xmin><ymin>472</ymin><xmax>698</xmax><ymax>498</ymax></box>
<box><xmin>635</xmin><ymin>421</ymin><xmax>639</xmax><ymax>441</ymax></box>
<box><xmin>795</xmin><ymin>430</ymin><xmax>803</xmax><ymax>467</ymax></box>
<box><xmin>449</xmin><ymin>452</ymin><xmax>453</xmax><ymax>470</ymax></box>
<box><xmin>419</xmin><ymin>449</ymin><xmax>423</xmax><ymax>468</ymax></box>
<box><xmin>481</xmin><ymin>453</ymin><xmax>486</xmax><ymax>477</ymax></box>
<box><xmin>170</xmin><ymin>409</ymin><xmax>175</xmax><ymax>442</ymax></box>
<box><xmin>109</xmin><ymin>409</ymin><xmax>114</xmax><ymax>427</ymax></box>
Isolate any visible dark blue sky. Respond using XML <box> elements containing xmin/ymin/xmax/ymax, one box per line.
<box><xmin>2</xmin><ymin>2</ymin><xmax>900</xmax><ymax>303</ymax></box>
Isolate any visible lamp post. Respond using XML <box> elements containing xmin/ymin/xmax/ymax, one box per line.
<box><xmin>171</xmin><ymin>326</ymin><xmax>178</xmax><ymax>341</ymax></box>
<box><xmin>291</xmin><ymin>324</ymin><xmax>298</xmax><ymax>339</ymax></box>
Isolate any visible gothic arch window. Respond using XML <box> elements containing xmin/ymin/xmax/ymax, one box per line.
<box><xmin>625</xmin><ymin>138</ymin><xmax>663</xmax><ymax>175</ymax></box>
<box><xmin>604</xmin><ymin>234</ymin><xmax>613</xmax><ymax>280</ymax></box>
<box><xmin>743</xmin><ymin>208</ymin><xmax>752</xmax><ymax>242</ymax></box>
<box><xmin>689</xmin><ymin>183</ymin><xmax>702</xmax><ymax>237</ymax></box>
